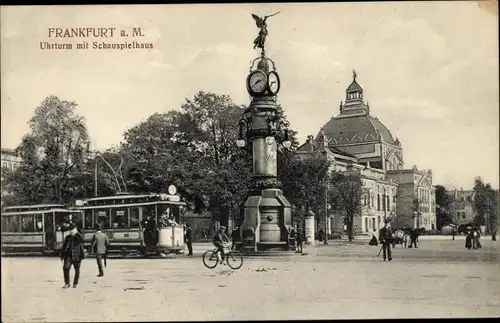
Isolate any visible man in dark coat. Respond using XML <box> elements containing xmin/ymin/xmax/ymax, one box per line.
<box><xmin>184</xmin><ymin>224</ymin><xmax>193</xmax><ymax>255</ymax></box>
<box><xmin>60</xmin><ymin>223</ymin><xmax>85</xmax><ymax>288</ymax></box>
<box><xmin>408</xmin><ymin>228</ymin><xmax>419</xmax><ymax>248</ymax></box>
<box><xmin>378</xmin><ymin>220</ymin><xmax>393</xmax><ymax>261</ymax></box>
<box><xmin>296</xmin><ymin>229</ymin><xmax>304</xmax><ymax>253</ymax></box>
<box><xmin>90</xmin><ymin>223</ymin><xmax>110</xmax><ymax>277</ymax></box>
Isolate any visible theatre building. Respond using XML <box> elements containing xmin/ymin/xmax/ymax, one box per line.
<box><xmin>296</xmin><ymin>72</ymin><xmax>436</xmax><ymax>234</ymax></box>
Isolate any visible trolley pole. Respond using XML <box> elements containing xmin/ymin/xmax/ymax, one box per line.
<box><xmin>94</xmin><ymin>158</ymin><xmax>98</xmax><ymax>197</ymax></box>
<box><xmin>324</xmin><ymin>180</ymin><xmax>328</xmax><ymax>244</ymax></box>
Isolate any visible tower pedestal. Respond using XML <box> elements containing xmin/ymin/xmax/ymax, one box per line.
<box><xmin>239</xmin><ymin>188</ymin><xmax>293</xmax><ymax>252</ymax></box>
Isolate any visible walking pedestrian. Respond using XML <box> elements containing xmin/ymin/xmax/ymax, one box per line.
<box><xmin>231</xmin><ymin>225</ymin><xmax>240</xmax><ymax>251</ymax></box>
<box><xmin>60</xmin><ymin>223</ymin><xmax>85</xmax><ymax>288</ymax></box>
<box><xmin>408</xmin><ymin>228</ymin><xmax>419</xmax><ymax>248</ymax></box>
<box><xmin>90</xmin><ymin>223</ymin><xmax>110</xmax><ymax>277</ymax></box>
<box><xmin>369</xmin><ymin>229</ymin><xmax>378</xmax><ymax>246</ymax></box>
<box><xmin>473</xmin><ymin>227</ymin><xmax>482</xmax><ymax>249</ymax></box>
<box><xmin>465</xmin><ymin>227</ymin><xmax>473</xmax><ymax>250</ymax></box>
<box><xmin>184</xmin><ymin>223</ymin><xmax>193</xmax><ymax>255</ymax></box>
<box><xmin>318</xmin><ymin>228</ymin><xmax>324</xmax><ymax>242</ymax></box>
<box><xmin>296</xmin><ymin>229</ymin><xmax>304</xmax><ymax>253</ymax></box>
<box><xmin>378</xmin><ymin>220</ymin><xmax>393</xmax><ymax>261</ymax></box>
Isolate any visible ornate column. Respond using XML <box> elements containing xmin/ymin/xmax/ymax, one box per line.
<box><xmin>235</xmin><ymin>12</ymin><xmax>294</xmax><ymax>252</ymax></box>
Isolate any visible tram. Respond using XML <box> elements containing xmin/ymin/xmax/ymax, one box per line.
<box><xmin>1</xmin><ymin>204</ymin><xmax>83</xmax><ymax>255</ymax></box>
<box><xmin>73</xmin><ymin>188</ymin><xmax>187</xmax><ymax>256</ymax></box>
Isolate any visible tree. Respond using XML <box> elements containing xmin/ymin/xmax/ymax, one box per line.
<box><xmin>328</xmin><ymin>170</ymin><xmax>363</xmax><ymax>241</ymax></box>
<box><xmin>435</xmin><ymin>185</ymin><xmax>452</xmax><ymax>211</ymax></box>
<box><xmin>121</xmin><ymin>91</ymin><xmax>252</xmax><ymax>227</ymax></box>
<box><xmin>2</xmin><ymin>96</ymin><xmax>90</xmax><ymax>205</ymax></box>
<box><xmin>279</xmin><ymin>151</ymin><xmax>330</xmax><ymax>227</ymax></box>
<box><xmin>472</xmin><ymin>176</ymin><xmax>498</xmax><ymax>233</ymax></box>
<box><xmin>435</xmin><ymin>185</ymin><xmax>453</xmax><ymax>229</ymax></box>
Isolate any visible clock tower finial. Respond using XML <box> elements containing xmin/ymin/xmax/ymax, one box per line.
<box><xmin>353</xmin><ymin>69</ymin><xmax>357</xmax><ymax>80</ymax></box>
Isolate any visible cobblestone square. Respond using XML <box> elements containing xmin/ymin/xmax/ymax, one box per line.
<box><xmin>2</xmin><ymin>239</ymin><xmax>499</xmax><ymax>321</ymax></box>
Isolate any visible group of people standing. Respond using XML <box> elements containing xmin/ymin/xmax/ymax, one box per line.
<box><xmin>465</xmin><ymin>226</ymin><xmax>482</xmax><ymax>250</ymax></box>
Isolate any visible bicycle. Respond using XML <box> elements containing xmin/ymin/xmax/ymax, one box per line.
<box><xmin>202</xmin><ymin>242</ymin><xmax>243</xmax><ymax>270</ymax></box>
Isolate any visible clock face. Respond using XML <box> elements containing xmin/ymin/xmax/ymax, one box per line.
<box><xmin>248</xmin><ymin>71</ymin><xmax>267</xmax><ymax>94</ymax></box>
<box><xmin>267</xmin><ymin>71</ymin><xmax>280</xmax><ymax>95</ymax></box>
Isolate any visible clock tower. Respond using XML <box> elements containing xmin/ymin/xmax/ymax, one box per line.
<box><xmin>235</xmin><ymin>19</ymin><xmax>294</xmax><ymax>252</ymax></box>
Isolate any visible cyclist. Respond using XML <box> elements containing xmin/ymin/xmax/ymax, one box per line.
<box><xmin>213</xmin><ymin>225</ymin><xmax>230</xmax><ymax>265</ymax></box>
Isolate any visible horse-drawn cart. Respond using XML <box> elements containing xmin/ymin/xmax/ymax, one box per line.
<box><xmin>392</xmin><ymin>230</ymin><xmax>408</xmax><ymax>248</ymax></box>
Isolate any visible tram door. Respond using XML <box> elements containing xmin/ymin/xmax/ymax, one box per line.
<box><xmin>44</xmin><ymin>212</ymin><xmax>56</xmax><ymax>250</ymax></box>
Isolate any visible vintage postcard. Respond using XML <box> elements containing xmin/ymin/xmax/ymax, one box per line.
<box><xmin>1</xmin><ymin>2</ymin><xmax>499</xmax><ymax>321</ymax></box>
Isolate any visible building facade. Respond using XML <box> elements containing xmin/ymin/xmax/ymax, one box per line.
<box><xmin>1</xmin><ymin>148</ymin><xmax>22</xmax><ymax>173</ymax></box>
<box><xmin>296</xmin><ymin>71</ymin><xmax>437</xmax><ymax>233</ymax></box>
<box><xmin>448</xmin><ymin>189</ymin><xmax>476</xmax><ymax>225</ymax></box>
<box><xmin>1</xmin><ymin>148</ymin><xmax>22</xmax><ymax>206</ymax></box>
<box><xmin>386</xmin><ymin>166</ymin><xmax>436</xmax><ymax>230</ymax></box>
<box><xmin>297</xmin><ymin>134</ymin><xmax>398</xmax><ymax>235</ymax></box>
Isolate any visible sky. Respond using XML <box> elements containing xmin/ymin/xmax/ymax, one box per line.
<box><xmin>1</xmin><ymin>2</ymin><xmax>498</xmax><ymax>190</ymax></box>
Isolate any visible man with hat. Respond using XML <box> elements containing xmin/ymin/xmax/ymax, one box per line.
<box><xmin>213</xmin><ymin>225</ymin><xmax>230</xmax><ymax>265</ymax></box>
<box><xmin>184</xmin><ymin>223</ymin><xmax>193</xmax><ymax>256</ymax></box>
<box><xmin>90</xmin><ymin>223</ymin><xmax>110</xmax><ymax>277</ymax></box>
<box><xmin>378</xmin><ymin>218</ymin><xmax>393</xmax><ymax>261</ymax></box>
<box><xmin>60</xmin><ymin>223</ymin><xmax>86</xmax><ymax>288</ymax></box>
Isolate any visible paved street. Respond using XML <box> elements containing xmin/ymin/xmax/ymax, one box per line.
<box><xmin>2</xmin><ymin>238</ymin><xmax>499</xmax><ymax>321</ymax></box>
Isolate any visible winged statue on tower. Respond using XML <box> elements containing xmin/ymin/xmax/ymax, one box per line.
<box><xmin>252</xmin><ymin>11</ymin><xmax>280</xmax><ymax>50</ymax></box>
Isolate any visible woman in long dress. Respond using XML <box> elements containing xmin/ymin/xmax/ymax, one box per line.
<box><xmin>369</xmin><ymin>229</ymin><xmax>378</xmax><ymax>246</ymax></box>
<box><xmin>465</xmin><ymin>228</ymin><xmax>473</xmax><ymax>250</ymax></box>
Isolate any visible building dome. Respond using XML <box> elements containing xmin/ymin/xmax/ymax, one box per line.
<box><xmin>319</xmin><ymin>70</ymin><xmax>396</xmax><ymax>146</ymax></box>
<box><xmin>319</xmin><ymin>114</ymin><xmax>396</xmax><ymax>145</ymax></box>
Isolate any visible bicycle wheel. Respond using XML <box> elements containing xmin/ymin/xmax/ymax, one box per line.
<box><xmin>226</xmin><ymin>251</ymin><xmax>243</xmax><ymax>270</ymax></box>
<box><xmin>202</xmin><ymin>250</ymin><xmax>218</xmax><ymax>269</ymax></box>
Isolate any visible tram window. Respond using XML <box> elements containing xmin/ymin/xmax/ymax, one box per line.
<box><xmin>1</xmin><ymin>217</ymin><xmax>9</xmax><ymax>232</ymax></box>
<box><xmin>96</xmin><ymin>210</ymin><xmax>110</xmax><ymax>229</ymax></box>
<box><xmin>130</xmin><ymin>207</ymin><xmax>141</xmax><ymax>228</ymax></box>
<box><xmin>44</xmin><ymin>213</ymin><xmax>55</xmax><ymax>232</ymax></box>
<box><xmin>55</xmin><ymin>212</ymin><xmax>71</xmax><ymax>231</ymax></box>
<box><xmin>7</xmin><ymin>216</ymin><xmax>20</xmax><ymax>232</ymax></box>
<box><xmin>34</xmin><ymin>214</ymin><xmax>43</xmax><ymax>232</ymax></box>
<box><xmin>143</xmin><ymin>206</ymin><xmax>155</xmax><ymax>220</ymax></box>
<box><xmin>158</xmin><ymin>204</ymin><xmax>171</xmax><ymax>217</ymax></box>
<box><xmin>20</xmin><ymin>215</ymin><xmax>35</xmax><ymax>232</ymax></box>
<box><xmin>72</xmin><ymin>212</ymin><xmax>83</xmax><ymax>230</ymax></box>
<box><xmin>84</xmin><ymin>210</ymin><xmax>94</xmax><ymax>229</ymax></box>
<box><xmin>112</xmin><ymin>209</ymin><xmax>129</xmax><ymax>229</ymax></box>
<box><xmin>172</xmin><ymin>207</ymin><xmax>181</xmax><ymax>224</ymax></box>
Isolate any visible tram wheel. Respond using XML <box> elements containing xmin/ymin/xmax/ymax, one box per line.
<box><xmin>226</xmin><ymin>251</ymin><xmax>243</xmax><ymax>270</ymax></box>
<box><xmin>202</xmin><ymin>250</ymin><xmax>218</xmax><ymax>269</ymax></box>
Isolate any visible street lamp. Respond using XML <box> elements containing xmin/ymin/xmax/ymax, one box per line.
<box><xmin>236</xmin><ymin>119</ymin><xmax>247</xmax><ymax>148</ymax></box>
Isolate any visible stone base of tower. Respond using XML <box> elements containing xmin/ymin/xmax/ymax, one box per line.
<box><xmin>238</xmin><ymin>188</ymin><xmax>294</xmax><ymax>253</ymax></box>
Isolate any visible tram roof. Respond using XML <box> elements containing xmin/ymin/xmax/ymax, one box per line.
<box><xmin>2</xmin><ymin>204</ymin><xmax>66</xmax><ymax>210</ymax></box>
<box><xmin>76</xmin><ymin>193</ymin><xmax>185</xmax><ymax>206</ymax></box>
<box><xmin>82</xmin><ymin>193</ymin><xmax>162</xmax><ymax>201</ymax></box>
<box><xmin>1</xmin><ymin>208</ymin><xmax>81</xmax><ymax>216</ymax></box>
